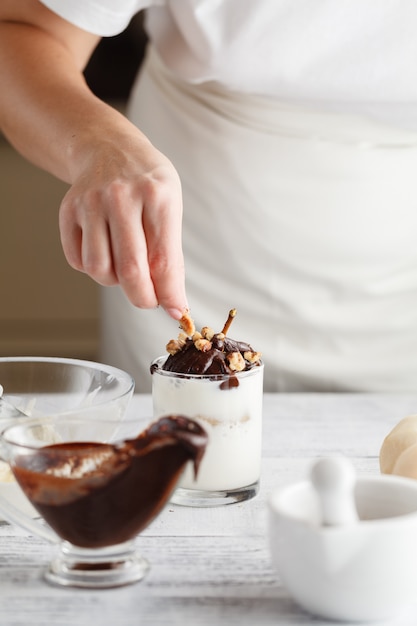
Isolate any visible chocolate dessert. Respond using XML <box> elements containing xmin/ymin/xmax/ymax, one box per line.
<box><xmin>150</xmin><ymin>309</ymin><xmax>264</xmax><ymax>501</ymax></box>
<box><xmin>157</xmin><ymin>309</ymin><xmax>262</xmax><ymax>377</ymax></box>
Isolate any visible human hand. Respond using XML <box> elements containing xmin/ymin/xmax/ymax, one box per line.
<box><xmin>0</xmin><ymin>2</ymin><xmax>186</xmax><ymax>320</ymax></box>
<box><xmin>58</xmin><ymin>130</ymin><xmax>187</xmax><ymax>320</ymax></box>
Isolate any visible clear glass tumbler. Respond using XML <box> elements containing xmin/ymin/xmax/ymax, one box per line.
<box><xmin>151</xmin><ymin>356</ymin><xmax>264</xmax><ymax>506</ymax></box>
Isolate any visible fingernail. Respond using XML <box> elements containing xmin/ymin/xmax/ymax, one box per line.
<box><xmin>165</xmin><ymin>307</ymin><xmax>184</xmax><ymax>320</ymax></box>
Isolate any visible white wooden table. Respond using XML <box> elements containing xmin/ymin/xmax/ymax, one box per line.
<box><xmin>1</xmin><ymin>392</ymin><xmax>417</xmax><ymax>626</ymax></box>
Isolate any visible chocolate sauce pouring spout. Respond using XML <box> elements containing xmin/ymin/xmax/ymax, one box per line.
<box><xmin>10</xmin><ymin>415</ymin><xmax>208</xmax><ymax>549</ymax></box>
<box><xmin>129</xmin><ymin>414</ymin><xmax>208</xmax><ymax>479</ymax></box>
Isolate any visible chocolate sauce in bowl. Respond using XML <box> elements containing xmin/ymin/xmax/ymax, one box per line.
<box><xmin>11</xmin><ymin>415</ymin><xmax>207</xmax><ymax>548</ymax></box>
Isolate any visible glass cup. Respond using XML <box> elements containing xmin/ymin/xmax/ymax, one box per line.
<box><xmin>0</xmin><ymin>411</ymin><xmax>207</xmax><ymax>588</ymax></box>
<box><xmin>151</xmin><ymin>356</ymin><xmax>264</xmax><ymax>506</ymax></box>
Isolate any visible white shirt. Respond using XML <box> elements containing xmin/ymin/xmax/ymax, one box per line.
<box><xmin>40</xmin><ymin>0</ymin><xmax>417</xmax><ymax>129</ymax></box>
<box><xmin>38</xmin><ymin>0</ymin><xmax>417</xmax><ymax>393</ymax></box>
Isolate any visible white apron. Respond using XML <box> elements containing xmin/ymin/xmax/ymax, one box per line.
<box><xmin>100</xmin><ymin>46</ymin><xmax>417</xmax><ymax>393</ymax></box>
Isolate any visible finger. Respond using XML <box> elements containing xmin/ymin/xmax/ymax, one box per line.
<box><xmin>142</xmin><ymin>194</ymin><xmax>187</xmax><ymax>318</ymax></box>
<box><xmin>59</xmin><ymin>219</ymin><xmax>84</xmax><ymax>272</ymax></box>
<box><xmin>60</xmin><ymin>192</ymin><xmax>118</xmax><ymax>286</ymax></box>
<box><xmin>108</xmin><ymin>201</ymin><xmax>159</xmax><ymax>309</ymax></box>
<box><xmin>81</xmin><ymin>216</ymin><xmax>118</xmax><ymax>286</ymax></box>
<box><xmin>59</xmin><ymin>194</ymin><xmax>84</xmax><ymax>272</ymax></box>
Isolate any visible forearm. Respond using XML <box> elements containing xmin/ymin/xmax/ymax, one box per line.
<box><xmin>0</xmin><ymin>21</ymin><xmax>141</xmax><ymax>183</ymax></box>
<box><xmin>0</xmin><ymin>9</ymin><xmax>187</xmax><ymax>316</ymax></box>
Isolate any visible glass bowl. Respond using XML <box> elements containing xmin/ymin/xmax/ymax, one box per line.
<box><xmin>0</xmin><ymin>356</ymin><xmax>135</xmax><ymax>420</ymax></box>
<box><xmin>0</xmin><ymin>357</ymin><xmax>135</xmax><ymax>519</ymax></box>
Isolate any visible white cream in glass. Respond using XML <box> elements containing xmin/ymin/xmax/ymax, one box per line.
<box><xmin>151</xmin><ymin>356</ymin><xmax>264</xmax><ymax>506</ymax></box>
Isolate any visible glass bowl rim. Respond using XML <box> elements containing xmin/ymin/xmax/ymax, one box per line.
<box><xmin>0</xmin><ymin>356</ymin><xmax>135</xmax><ymax>404</ymax></box>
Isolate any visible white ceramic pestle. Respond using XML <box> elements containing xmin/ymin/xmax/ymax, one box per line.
<box><xmin>310</xmin><ymin>456</ymin><xmax>359</xmax><ymax>526</ymax></box>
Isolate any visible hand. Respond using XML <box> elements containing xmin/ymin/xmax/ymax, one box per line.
<box><xmin>0</xmin><ymin>2</ymin><xmax>187</xmax><ymax>318</ymax></box>
<box><xmin>58</xmin><ymin>130</ymin><xmax>187</xmax><ymax>319</ymax></box>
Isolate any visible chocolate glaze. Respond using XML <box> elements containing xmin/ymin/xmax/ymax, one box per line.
<box><xmin>159</xmin><ymin>336</ymin><xmax>258</xmax><ymax>376</ymax></box>
<box><xmin>12</xmin><ymin>415</ymin><xmax>207</xmax><ymax>549</ymax></box>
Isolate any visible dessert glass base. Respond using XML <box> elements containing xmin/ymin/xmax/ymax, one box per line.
<box><xmin>171</xmin><ymin>480</ymin><xmax>259</xmax><ymax>507</ymax></box>
<box><xmin>45</xmin><ymin>541</ymin><xmax>149</xmax><ymax>589</ymax></box>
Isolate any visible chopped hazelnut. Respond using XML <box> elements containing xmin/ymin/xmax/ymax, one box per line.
<box><xmin>177</xmin><ymin>332</ymin><xmax>188</xmax><ymax>347</ymax></box>
<box><xmin>192</xmin><ymin>331</ymin><xmax>203</xmax><ymax>342</ymax></box>
<box><xmin>201</xmin><ymin>326</ymin><xmax>215</xmax><ymax>341</ymax></box>
<box><xmin>179</xmin><ymin>310</ymin><xmax>195</xmax><ymax>337</ymax></box>
<box><xmin>244</xmin><ymin>351</ymin><xmax>262</xmax><ymax>364</ymax></box>
<box><xmin>194</xmin><ymin>338</ymin><xmax>212</xmax><ymax>352</ymax></box>
<box><xmin>227</xmin><ymin>352</ymin><xmax>246</xmax><ymax>372</ymax></box>
<box><xmin>166</xmin><ymin>339</ymin><xmax>182</xmax><ymax>355</ymax></box>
